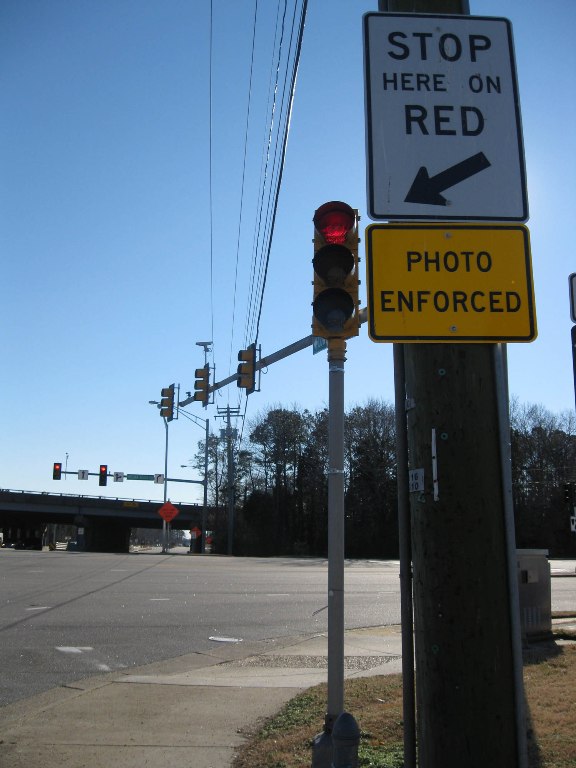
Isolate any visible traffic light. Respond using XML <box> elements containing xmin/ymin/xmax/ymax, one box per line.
<box><xmin>564</xmin><ymin>482</ymin><xmax>574</xmax><ymax>505</ymax></box>
<box><xmin>312</xmin><ymin>201</ymin><xmax>360</xmax><ymax>340</ymax></box>
<box><xmin>193</xmin><ymin>365</ymin><xmax>210</xmax><ymax>407</ymax></box>
<box><xmin>99</xmin><ymin>464</ymin><xmax>108</xmax><ymax>487</ymax></box>
<box><xmin>53</xmin><ymin>462</ymin><xmax>62</xmax><ymax>480</ymax></box>
<box><xmin>237</xmin><ymin>343</ymin><xmax>256</xmax><ymax>395</ymax></box>
<box><xmin>160</xmin><ymin>383</ymin><xmax>175</xmax><ymax>421</ymax></box>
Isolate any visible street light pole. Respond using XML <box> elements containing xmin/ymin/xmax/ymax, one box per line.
<box><xmin>202</xmin><ymin>418</ymin><xmax>209</xmax><ymax>553</ymax></box>
<box><xmin>177</xmin><ymin>408</ymin><xmax>211</xmax><ymax>553</ymax></box>
<box><xmin>149</xmin><ymin>400</ymin><xmax>170</xmax><ymax>553</ymax></box>
<box><xmin>162</xmin><ymin>414</ymin><xmax>169</xmax><ymax>553</ymax></box>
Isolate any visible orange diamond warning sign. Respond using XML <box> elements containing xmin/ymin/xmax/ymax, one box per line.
<box><xmin>158</xmin><ymin>501</ymin><xmax>179</xmax><ymax>523</ymax></box>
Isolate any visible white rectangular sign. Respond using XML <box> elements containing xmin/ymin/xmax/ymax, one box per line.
<box><xmin>363</xmin><ymin>13</ymin><xmax>528</xmax><ymax>221</ymax></box>
<box><xmin>409</xmin><ymin>468</ymin><xmax>425</xmax><ymax>493</ymax></box>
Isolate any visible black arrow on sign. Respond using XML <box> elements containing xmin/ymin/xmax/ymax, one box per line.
<box><xmin>405</xmin><ymin>152</ymin><xmax>491</xmax><ymax>206</ymax></box>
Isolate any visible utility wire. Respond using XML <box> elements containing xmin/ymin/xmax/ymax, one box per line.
<box><xmin>227</xmin><ymin>0</ymin><xmax>260</xmax><ymax>396</ymax></box>
<box><xmin>236</xmin><ymin>0</ymin><xmax>291</xmax><ymax>417</ymax></box>
<box><xmin>209</xmin><ymin>0</ymin><xmax>215</xmax><ymax>369</ymax></box>
<box><xmin>253</xmin><ymin>0</ymin><xmax>306</xmax><ymax>346</ymax></box>
<box><xmin>244</xmin><ymin>0</ymin><xmax>307</xmax><ymax>351</ymax></box>
<box><xmin>238</xmin><ymin>0</ymin><xmax>308</xmax><ymax>440</ymax></box>
<box><xmin>244</xmin><ymin>0</ymin><xmax>284</xmax><ymax>350</ymax></box>
<box><xmin>205</xmin><ymin>1</ymin><xmax>308</xmax><ymax>437</ymax></box>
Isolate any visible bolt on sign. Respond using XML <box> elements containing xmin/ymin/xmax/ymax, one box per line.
<box><xmin>363</xmin><ymin>13</ymin><xmax>527</xmax><ymax>221</ymax></box>
<box><xmin>365</xmin><ymin>223</ymin><xmax>536</xmax><ymax>343</ymax></box>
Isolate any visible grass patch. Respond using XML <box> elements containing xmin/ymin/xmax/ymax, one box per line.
<box><xmin>233</xmin><ymin>640</ymin><xmax>576</xmax><ymax>768</ymax></box>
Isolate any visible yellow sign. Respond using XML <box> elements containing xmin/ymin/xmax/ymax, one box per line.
<box><xmin>365</xmin><ymin>223</ymin><xmax>536</xmax><ymax>343</ymax></box>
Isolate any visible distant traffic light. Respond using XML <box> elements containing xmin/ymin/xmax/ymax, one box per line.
<box><xmin>237</xmin><ymin>343</ymin><xmax>257</xmax><ymax>395</ymax></box>
<box><xmin>193</xmin><ymin>365</ymin><xmax>210</xmax><ymax>407</ymax></box>
<box><xmin>564</xmin><ymin>482</ymin><xmax>574</xmax><ymax>505</ymax></box>
<box><xmin>312</xmin><ymin>201</ymin><xmax>360</xmax><ymax>340</ymax></box>
<box><xmin>53</xmin><ymin>462</ymin><xmax>62</xmax><ymax>480</ymax></box>
<box><xmin>99</xmin><ymin>464</ymin><xmax>108</xmax><ymax>487</ymax></box>
<box><xmin>160</xmin><ymin>384</ymin><xmax>175</xmax><ymax>421</ymax></box>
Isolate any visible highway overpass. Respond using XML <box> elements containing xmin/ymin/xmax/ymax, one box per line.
<box><xmin>0</xmin><ymin>489</ymin><xmax>214</xmax><ymax>552</ymax></box>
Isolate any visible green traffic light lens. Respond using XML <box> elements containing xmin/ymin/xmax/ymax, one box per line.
<box><xmin>313</xmin><ymin>288</ymin><xmax>354</xmax><ymax>330</ymax></box>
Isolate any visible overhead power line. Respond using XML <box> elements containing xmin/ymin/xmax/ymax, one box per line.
<box><xmin>204</xmin><ymin>1</ymin><xmax>308</xmax><ymax>433</ymax></box>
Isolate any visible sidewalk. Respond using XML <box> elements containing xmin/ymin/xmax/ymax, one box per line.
<box><xmin>0</xmin><ymin>625</ymin><xmax>403</xmax><ymax>768</ymax></box>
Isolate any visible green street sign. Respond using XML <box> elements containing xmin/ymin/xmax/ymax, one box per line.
<box><xmin>126</xmin><ymin>473</ymin><xmax>154</xmax><ymax>481</ymax></box>
<box><xmin>313</xmin><ymin>336</ymin><xmax>327</xmax><ymax>355</ymax></box>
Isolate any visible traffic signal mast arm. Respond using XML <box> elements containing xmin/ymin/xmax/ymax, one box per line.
<box><xmin>177</xmin><ymin>308</ymin><xmax>368</xmax><ymax>409</ymax></box>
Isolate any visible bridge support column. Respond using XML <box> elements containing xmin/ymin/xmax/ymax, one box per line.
<box><xmin>83</xmin><ymin>520</ymin><xmax>131</xmax><ymax>553</ymax></box>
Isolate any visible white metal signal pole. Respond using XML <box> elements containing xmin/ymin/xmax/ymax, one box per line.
<box><xmin>326</xmin><ymin>337</ymin><xmax>346</xmax><ymax>724</ymax></box>
<box><xmin>312</xmin><ymin>337</ymin><xmax>349</xmax><ymax>768</ymax></box>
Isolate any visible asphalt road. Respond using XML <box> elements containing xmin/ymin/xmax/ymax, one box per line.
<box><xmin>1</xmin><ymin>549</ymin><xmax>574</xmax><ymax>708</ymax></box>
<box><xmin>0</xmin><ymin>548</ymin><xmax>403</xmax><ymax>706</ymax></box>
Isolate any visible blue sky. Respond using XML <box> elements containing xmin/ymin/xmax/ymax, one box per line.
<box><xmin>1</xmin><ymin>0</ymin><xmax>575</xmax><ymax>504</ymax></box>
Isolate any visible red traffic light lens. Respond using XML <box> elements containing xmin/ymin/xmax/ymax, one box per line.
<box><xmin>313</xmin><ymin>201</ymin><xmax>355</xmax><ymax>244</ymax></box>
<box><xmin>54</xmin><ymin>463</ymin><xmax>62</xmax><ymax>471</ymax></box>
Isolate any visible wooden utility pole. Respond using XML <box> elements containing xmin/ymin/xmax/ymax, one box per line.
<box><xmin>216</xmin><ymin>406</ymin><xmax>240</xmax><ymax>555</ymax></box>
<box><xmin>377</xmin><ymin>1</ymin><xmax>527</xmax><ymax>766</ymax></box>
<box><xmin>405</xmin><ymin>344</ymin><xmax>521</xmax><ymax>766</ymax></box>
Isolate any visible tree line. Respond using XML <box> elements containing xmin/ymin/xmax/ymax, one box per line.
<box><xmin>193</xmin><ymin>398</ymin><xmax>576</xmax><ymax>558</ymax></box>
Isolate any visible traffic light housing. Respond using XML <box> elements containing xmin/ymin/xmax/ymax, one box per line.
<box><xmin>99</xmin><ymin>464</ymin><xmax>108</xmax><ymax>487</ymax></box>
<box><xmin>237</xmin><ymin>343</ymin><xmax>256</xmax><ymax>395</ymax></box>
<box><xmin>312</xmin><ymin>201</ymin><xmax>360</xmax><ymax>340</ymax></box>
<box><xmin>53</xmin><ymin>462</ymin><xmax>62</xmax><ymax>480</ymax></box>
<box><xmin>564</xmin><ymin>482</ymin><xmax>574</xmax><ymax>505</ymax></box>
<box><xmin>160</xmin><ymin>383</ymin><xmax>175</xmax><ymax>421</ymax></box>
<box><xmin>193</xmin><ymin>365</ymin><xmax>210</xmax><ymax>407</ymax></box>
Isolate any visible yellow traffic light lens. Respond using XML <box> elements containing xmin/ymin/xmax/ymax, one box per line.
<box><xmin>313</xmin><ymin>245</ymin><xmax>354</xmax><ymax>285</ymax></box>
